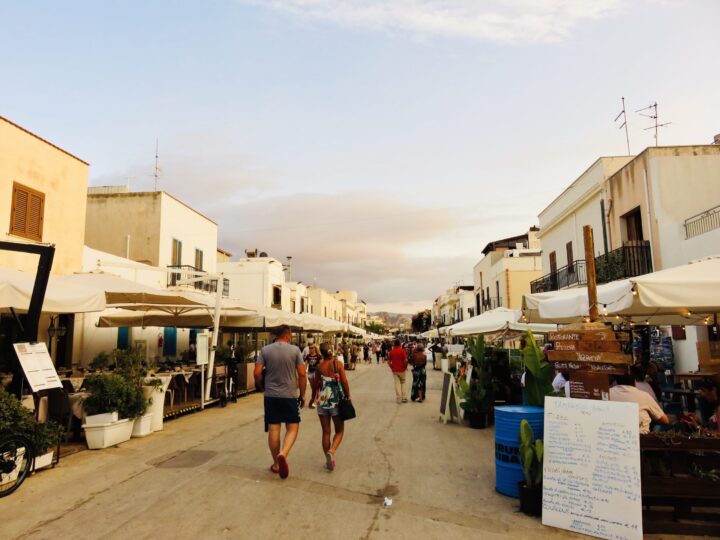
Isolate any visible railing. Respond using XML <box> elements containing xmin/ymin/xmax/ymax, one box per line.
<box><xmin>479</xmin><ymin>297</ymin><xmax>503</xmax><ymax>313</ymax></box>
<box><xmin>530</xmin><ymin>242</ymin><xmax>652</xmax><ymax>293</ymax></box>
<box><xmin>167</xmin><ymin>265</ymin><xmax>230</xmax><ymax>297</ymax></box>
<box><xmin>684</xmin><ymin>204</ymin><xmax>720</xmax><ymax>239</ymax></box>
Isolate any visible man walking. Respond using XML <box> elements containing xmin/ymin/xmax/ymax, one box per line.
<box><xmin>388</xmin><ymin>339</ymin><xmax>409</xmax><ymax>403</ymax></box>
<box><xmin>254</xmin><ymin>325</ymin><xmax>307</xmax><ymax>479</ymax></box>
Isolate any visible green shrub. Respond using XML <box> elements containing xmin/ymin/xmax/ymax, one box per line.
<box><xmin>0</xmin><ymin>388</ymin><xmax>63</xmax><ymax>454</ymax></box>
<box><xmin>83</xmin><ymin>374</ymin><xmax>146</xmax><ymax>419</ymax></box>
<box><xmin>522</xmin><ymin>331</ymin><xmax>554</xmax><ymax>407</ymax></box>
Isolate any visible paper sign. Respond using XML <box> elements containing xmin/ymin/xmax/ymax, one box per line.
<box><xmin>196</xmin><ymin>334</ymin><xmax>209</xmax><ymax>366</ymax></box>
<box><xmin>543</xmin><ymin>397</ymin><xmax>642</xmax><ymax>540</ymax></box>
<box><xmin>13</xmin><ymin>342</ymin><xmax>62</xmax><ymax>392</ymax></box>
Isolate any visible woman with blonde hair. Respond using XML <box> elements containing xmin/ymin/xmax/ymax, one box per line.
<box><xmin>305</xmin><ymin>343</ymin><xmax>322</xmax><ymax>408</ymax></box>
<box><xmin>313</xmin><ymin>342</ymin><xmax>351</xmax><ymax>471</ymax></box>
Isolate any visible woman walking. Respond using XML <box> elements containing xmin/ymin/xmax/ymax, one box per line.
<box><xmin>305</xmin><ymin>344</ymin><xmax>322</xmax><ymax>408</ymax></box>
<box><xmin>314</xmin><ymin>343</ymin><xmax>351</xmax><ymax>471</ymax></box>
<box><xmin>410</xmin><ymin>344</ymin><xmax>428</xmax><ymax>402</ymax></box>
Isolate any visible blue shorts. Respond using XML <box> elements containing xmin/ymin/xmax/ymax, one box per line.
<box><xmin>264</xmin><ymin>397</ymin><xmax>301</xmax><ymax>426</ymax></box>
<box><xmin>317</xmin><ymin>406</ymin><xmax>339</xmax><ymax>417</ymax></box>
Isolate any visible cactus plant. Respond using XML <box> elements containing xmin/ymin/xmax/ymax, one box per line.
<box><xmin>519</xmin><ymin>418</ymin><xmax>544</xmax><ymax>488</ymax></box>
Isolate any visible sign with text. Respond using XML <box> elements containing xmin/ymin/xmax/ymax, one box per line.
<box><xmin>554</xmin><ymin>340</ymin><xmax>622</xmax><ymax>353</ymax></box>
<box><xmin>552</xmin><ymin>361</ymin><xmax>626</xmax><ymax>376</ymax></box>
<box><xmin>196</xmin><ymin>334</ymin><xmax>209</xmax><ymax>366</ymax></box>
<box><xmin>548</xmin><ymin>350</ymin><xmax>631</xmax><ymax>365</ymax></box>
<box><xmin>543</xmin><ymin>397</ymin><xmax>642</xmax><ymax>540</ymax></box>
<box><xmin>14</xmin><ymin>342</ymin><xmax>62</xmax><ymax>392</ymax></box>
<box><xmin>569</xmin><ymin>371</ymin><xmax>610</xmax><ymax>400</ymax></box>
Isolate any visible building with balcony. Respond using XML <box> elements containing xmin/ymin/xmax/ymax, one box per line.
<box><xmin>308</xmin><ymin>286</ymin><xmax>344</xmax><ymax>322</ymax></box>
<box><xmin>473</xmin><ymin>228</ymin><xmax>542</xmax><ymax>315</ymax></box>
<box><xmin>219</xmin><ymin>251</ymin><xmax>289</xmax><ymax>310</ymax></box>
<box><xmin>431</xmin><ymin>286</ymin><xmax>475</xmax><ymax>328</ymax></box>
<box><xmin>287</xmin><ymin>281</ymin><xmax>311</xmax><ymax>314</ymax></box>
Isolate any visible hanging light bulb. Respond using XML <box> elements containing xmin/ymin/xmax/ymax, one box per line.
<box><xmin>603</xmin><ymin>304</ymin><xmax>608</xmax><ymax>316</ymax></box>
<box><xmin>687</xmin><ymin>310</ymin><xmax>693</xmax><ymax>317</ymax></box>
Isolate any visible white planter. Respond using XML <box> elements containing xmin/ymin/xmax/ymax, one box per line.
<box><xmin>85</xmin><ymin>411</ymin><xmax>119</xmax><ymax>426</ymax></box>
<box><xmin>83</xmin><ymin>418</ymin><xmax>133</xmax><ymax>449</ymax></box>
<box><xmin>143</xmin><ymin>383</ymin><xmax>167</xmax><ymax>432</ymax></box>
<box><xmin>32</xmin><ymin>451</ymin><xmax>54</xmax><ymax>471</ymax></box>
<box><xmin>131</xmin><ymin>413</ymin><xmax>153</xmax><ymax>438</ymax></box>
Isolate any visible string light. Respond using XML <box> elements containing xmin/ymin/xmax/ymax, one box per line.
<box><xmin>603</xmin><ymin>304</ymin><xmax>608</xmax><ymax>316</ymax></box>
<box><xmin>632</xmin><ymin>290</ymin><xmax>637</xmax><ymax>296</ymax></box>
<box><xmin>687</xmin><ymin>310</ymin><xmax>693</xmax><ymax>316</ymax></box>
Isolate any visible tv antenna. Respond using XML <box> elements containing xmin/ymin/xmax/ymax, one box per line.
<box><xmin>635</xmin><ymin>102</ymin><xmax>671</xmax><ymax>146</ymax></box>
<box><xmin>153</xmin><ymin>139</ymin><xmax>162</xmax><ymax>191</ymax></box>
<box><xmin>614</xmin><ymin>97</ymin><xmax>631</xmax><ymax>154</ymax></box>
<box><xmin>122</xmin><ymin>176</ymin><xmax>136</xmax><ymax>190</ymax></box>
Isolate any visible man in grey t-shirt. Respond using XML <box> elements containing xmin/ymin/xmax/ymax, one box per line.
<box><xmin>254</xmin><ymin>325</ymin><xmax>307</xmax><ymax>479</ymax></box>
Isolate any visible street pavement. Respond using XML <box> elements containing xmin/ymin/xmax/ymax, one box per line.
<box><xmin>1</xmin><ymin>364</ymin><xmax>695</xmax><ymax>539</ymax></box>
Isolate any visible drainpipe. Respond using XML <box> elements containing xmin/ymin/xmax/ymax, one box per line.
<box><xmin>125</xmin><ymin>234</ymin><xmax>131</xmax><ymax>259</ymax></box>
<box><xmin>600</xmin><ymin>199</ymin><xmax>609</xmax><ymax>255</ymax></box>
<box><xmin>642</xmin><ymin>167</ymin><xmax>657</xmax><ymax>269</ymax></box>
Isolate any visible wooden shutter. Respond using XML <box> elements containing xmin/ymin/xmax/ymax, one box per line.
<box><xmin>9</xmin><ymin>183</ymin><xmax>44</xmax><ymax>241</ymax></box>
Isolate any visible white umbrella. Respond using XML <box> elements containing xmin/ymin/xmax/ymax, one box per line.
<box><xmin>446</xmin><ymin>307</ymin><xmax>556</xmax><ymax>336</ymax></box>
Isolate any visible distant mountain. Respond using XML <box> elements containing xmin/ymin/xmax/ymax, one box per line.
<box><xmin>369</xmin><ymin>312</ymin><xmax>412</xmax><ymax>329</ymax></box>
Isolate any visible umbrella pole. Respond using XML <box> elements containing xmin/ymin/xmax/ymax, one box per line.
<box><xmin>205</xmin><ymin>285</ymin><xmax>223</xmax><ymax>400</ymax></box>
<box><xmin>584</xmin><ymin>225</ymin><xmax>600</xmax><ymax>322</ymax></box>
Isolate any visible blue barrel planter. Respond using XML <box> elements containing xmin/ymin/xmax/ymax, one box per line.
<box><xmin>494</xmin><ymin>405</ymin><xmax>544</xmax><ymax>498</ymax></box>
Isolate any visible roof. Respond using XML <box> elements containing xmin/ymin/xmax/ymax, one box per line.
<box><xmin>481</xmin><ymin>232</ymin><xmax>529</xmax><ymax>255</ymax></box>
<box><xmin>87</xmin><ymin>190</ymin><xmax>217</xmax><ymax>226</ymax></box>
<box><xmin>217</xmin><ymin>247</ymin><xmax>233</xmax><ymax>257</ymax></box>
<box><xmin>0</xmin><ymin>116</ymin><xmax>89</xmax><ymax>165</ymax></box>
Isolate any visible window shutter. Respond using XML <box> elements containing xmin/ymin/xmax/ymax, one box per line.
<box><xmin>11</xmin><ymin>188</ymin><xmax>28</xmax><ymax>235</ymax></box>
<box><xmin>27</xmin><ymin>193</ymin><xmax>44</xmax><ymax>240</ymax></box>
<box><xmin>9</xmin><ymin>183</ymin><xmax>45</xmax><ymax>241</ymax></box>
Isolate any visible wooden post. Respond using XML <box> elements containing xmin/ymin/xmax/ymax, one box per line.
<box><xmin>583</xmin><ymin>225</ymin><xmax>599</xmax><ymax>322</ymax></box>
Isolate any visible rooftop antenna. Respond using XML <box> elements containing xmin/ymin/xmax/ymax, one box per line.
<box><xmin>614</xmin><ymin>96</ymin><xmax>631</xmax><ymax>154</ymax></box>
<box><xmin>153</xmin><ymin>139</ymin><xmax>162</xmax><ymax>191</ymax></box>
<box><xmin>635</xmin><ymin>102</ymin><xmax>671</xmax><ymax>146</ymax></box>
<box><xmin>122</xmin><ymin>176</ymin><xmax>136</xmax><ymax>191</ymax></box>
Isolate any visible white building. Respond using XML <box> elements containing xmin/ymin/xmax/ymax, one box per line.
<box><xmin>432</xmin><ymin>286</ymin><xmax>475</xmax><ymax>327</ymax></box>
<box><xmin>219</xmin><ymin>250</ymin><xmax>288</xmax><ymax>310</ymax></box>
<box><xmin>473</xmin><ymin>228</ymin><xmax>543</xmax><ymax>315</ymax></box>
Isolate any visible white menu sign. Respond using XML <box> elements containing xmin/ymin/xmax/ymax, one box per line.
<box><xmin>14</xmin><ymin>342</ymin><xmax>63</xmax><ymax>392</ymax></box>
<box><xmin>543</xmin><ymin>397</ymin><xmax>642</xmax><ymax>540</ymax></box>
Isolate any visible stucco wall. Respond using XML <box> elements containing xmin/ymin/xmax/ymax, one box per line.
<box><xmin>220</xmin><ymin>258</ymin><xmax>286</xmax><ymax>308</ymax></box>
<box><xmin>0</xmin><ymin>118</ymin><xmax>89</xmax><ymax>274</ymax></box>
<box><xmin>158</xmin><ymin>194</ymin><xmax>218</xmax><ymax>272</ymax></box>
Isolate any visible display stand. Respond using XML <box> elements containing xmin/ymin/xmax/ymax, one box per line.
<box><xmin>439</xmin><ymin>372</ymin><xmax>460</xmax><ymax>424</ymax></box>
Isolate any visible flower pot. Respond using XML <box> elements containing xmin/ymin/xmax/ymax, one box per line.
<box><xmin>143</xmin><ymin>383</ymin><xmax>168</xmax><ymax>432</ymax></box>
<box><xmin>82</xmin><ymin>418</ymin><xmax>133</xmax><ymax>449</ymax></box>
<box><xmin>467</xmin><ymin>411</ymin><xmax>489</xmax><ymax>429</ymax></box>
<box><xmin>32</xmin><ymin>451</ymin><xmax>54</xmax><ymax>471</ymax></box>
<box><xmin>518</xmin><ymin>481</ymin><xmax>542</xmax><ymax>517</ymax></box>
<box><xmin>85</xmin><ymin>411</ymin><xmax>119</xmax><ymax>426</ymax></box>
<box><xmin>131</xmin><ymin>413</ymin><xmax>153</xmax><ymax>438</ymax></box>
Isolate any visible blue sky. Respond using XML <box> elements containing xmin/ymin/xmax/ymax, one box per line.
<box><xmin>1</xmin><ymin>1</ymin><xmax>718</xmax><ymax>312</ymax></box>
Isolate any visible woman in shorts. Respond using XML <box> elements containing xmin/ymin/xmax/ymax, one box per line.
<box><xmin>313</xmin><ymin>343</ymin><xmax>351</xmax><ymax>471</ymax></box>
<box><xmin>305</xmin><ymin>344</ymin><xmax>322</xmax><ymax>408</ymax></box>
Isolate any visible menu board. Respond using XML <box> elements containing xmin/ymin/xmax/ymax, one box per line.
<box><xmin>14</xmin><ymin>342</ymin><xmax>62</xmax><ymax>392</ymax></box>
<box><xmin>543</xmin><ymin>397</ymin><xmax>642</xmax><ymax>540</ymax></box>
<box><xmin>569</xmin><ymin>371</ymin><xmax>610</xmax><ymax>400</ymax></box>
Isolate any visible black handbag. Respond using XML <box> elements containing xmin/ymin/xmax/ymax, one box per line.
<box><xmin>332</xmin><ymin>360</ymin><xmax>356</xmax><ymax>421</ymax></box>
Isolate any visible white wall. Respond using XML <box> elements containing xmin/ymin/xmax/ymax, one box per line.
<box><xmin>220</xmin><ymin>257</ymin><xmax>287</xmax><ymax>308</ymax></box>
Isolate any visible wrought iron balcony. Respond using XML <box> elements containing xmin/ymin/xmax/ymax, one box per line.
<box><xmin>479</xmin><ymin>297</ymin><xmax>503</xmax><ymax>313</ymax></box>
<box><xmin>530</xmin><ymin>241</ymin><xmax>652</xmax><ymax>294</ymax></box>
<box><xmin>167</xmin><ymin>265</ymin><xmax>230</xmax><ymax>297</ymax></box>
<box><xmin>684</xmin><ymin>204</ymin><xmax>720</xmax><ymax>239</ymax></box>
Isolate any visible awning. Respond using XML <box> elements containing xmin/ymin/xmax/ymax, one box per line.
<box><xmin>0</xmin><ymin>267</ymin><xmax>106</xmax><ymax>314</ymax></box>
<box><xmin>446</xmin><ymin>307</ymin><xmax>556</xmax><ymax>336</ymax></box>
<box><xmin>522</xmin><ymin>256</ymin><xmax>720</xmax><ymax>325</ymax></box>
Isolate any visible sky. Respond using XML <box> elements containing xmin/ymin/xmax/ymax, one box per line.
<box><xmin>1</xmin><ymin>0</ymin><xmax>718</xmax><ymax>313</ymax></box>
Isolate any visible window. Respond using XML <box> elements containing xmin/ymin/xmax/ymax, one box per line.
<box><xmin>195</xmin><ymin>248</ymin><xmax>204</xmax><ymax>270</ymax></box>
<box><xmin>623</xmin><ymin>207</ymin><xmax>644</xmax><ymax>242</ymax></box>
<box><xmin>272</xmin><ymin>286</ymin><xmax>282</xmax><ymax>307</ymax></box>
<box><xmin>324</xmin><ymin>307</ymin><xmax>327</xmax><ymax>318</ymax></box>
<box><xmin>9</xmin><ymin>182</ymin><xmax>45</xmax><ymax>241</ymax></box>
<box><xmin>300</xmin><ymin>298</ymin><xmax>306</xmax><ymax>313</ymax></box>
<box><xmin>549</xmin><ymin>251</ymin><xmax>557</xmax><ymax>274</ymax></box>
<box><xmin>171</xmin><ymin>239</ymin><xmax>182</xmax><ymax>266</ymax></box>
<box><xmin>495</xmin><ymin>281</ymin><xmax>500</xmax><ymax>305</ymax></box>
<box><xmin>566</xmin><ymin>242</ymin><xmax>574</xmax><ymax>274</ymax></box>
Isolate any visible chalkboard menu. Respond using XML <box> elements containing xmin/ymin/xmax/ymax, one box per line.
<box><xmin>543</xmin><ymin>397</ymin><xmax>642</xmax><ymax>540</ymax></box>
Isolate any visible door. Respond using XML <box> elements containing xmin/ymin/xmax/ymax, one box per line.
<box><xmin>163</xmin><ymin>327</ymin><xmax>177</xmax><ymax>357</ymax></box>
<box><xmin>117</xmin><ymin>327</ymin><xmax>130</xmax><ymax>350</ymax></box>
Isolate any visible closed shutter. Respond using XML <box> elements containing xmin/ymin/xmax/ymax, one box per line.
<box><xmin>9</xmin><ymin>183</ymin><xmax>45</xmax><ymax>241</ymax></box>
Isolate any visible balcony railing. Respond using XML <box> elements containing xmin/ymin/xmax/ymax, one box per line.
<box><xmin>530</xmin><ymin>242</ymin><xmax>652</xmax><ymax>294</ymax></box>
<box><xmin>167</xmin><ymin>265</ymin><xmax>230</xmax><ymax>297</ymax></box>
<box><xmin>479</xmin><ymin>297</ymin><xmax>503</xmax><ymax>313</ymax></box>
<box><xmin>684</xmin><ymin>204</ymin><xmax>720</xmax><ymax>239</ymax></box>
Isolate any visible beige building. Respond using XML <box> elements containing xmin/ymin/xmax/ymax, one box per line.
<box><xmin>472</xmin><ymin>228</ymin><xmax>543</xmax><ymax>314</ymax></box>
<box><xmin>219</xmin><ymin>251</ymin><xmax>288</xmax><ymax>309</ymax></box>
<box><xmin>308</xmin><ymin>286</ymin><xmax>344</xmax><ymax>322</ymax></box>
<box><xmin>432</xmin><ymin>286</ymin><xmax>475</xmax><ymax>327</ymax></box>
<box><xmin>1</xmin><ymin>116</ymin><xmax>89</xmax><ymax>274</ymax></box>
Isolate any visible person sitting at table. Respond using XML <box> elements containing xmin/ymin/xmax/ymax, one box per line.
<box><xmin>682</xmin><ymin>378</ymin><xmax>720</xmax><ymax>432</ymax></box>
<box><xmin>609</xmin><ymin>373</ymin><xmax>669</xmax><ymax>434</ymax></box>
<box><xmin>631</xmin><ymin>365</ymin><xmax>658</xmax><ymax>402</ymax></box>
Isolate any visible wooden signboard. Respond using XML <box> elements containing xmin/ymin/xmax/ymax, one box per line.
<box><xmin>549</xmin><ymin>330</ymin><xmax>615</xmax><ymax>342</ymax></box>
<box><xmin>439</xmin><ymin>372</ymin><xmax>460</xmax><ymax>425</ymax></box>
<box><xmin>547</xmin><ymin>350</ymin><xmax>630</xmax><ymax>365</ymax></box>
<box><xmin>554</xmin><ymin>340</ymin><xmax>622</xmax><ymax>353</ymax></box>
<box><xmin>552</xmin><ymin>361</ymin><xmax>626</xmax><ymax>376</ymax></box>
<box><xmin>543</xmin><ymin>397</ymin><xmax>643</xmax><ymax>540</ymax></box>
<box><xmin>568</xmin><ymin>371</ymin><xmax>610</xmax><ymax>400</ymax></box>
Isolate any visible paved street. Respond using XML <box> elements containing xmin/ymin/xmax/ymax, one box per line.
<box><xmin>0</xmin><ymin>365</ymin><xmax>691</xmax><ymax>540</ymax></box>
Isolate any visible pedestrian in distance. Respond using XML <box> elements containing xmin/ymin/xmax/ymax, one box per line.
<box><xmin>313</xmin><ymin>342</ymin><xmax>351</xmax><ymax>471</ymax></box>
<box><xmin>253</xmin><ymin>325</ymin><xmax>307</xmax><ymax>479</ymax></box>
<box><xmin>305</xmin><ymin>344</ymin><xmax>322</xmax><ymax>408</ymax></box>
<box><xmin>410</xmin><ymin>344</ymin><xmax>428</xmax><ymax>402</ymax></box>
<box><xmin>388</xmin><ymin>339</ymin><xmax>409</xmax><ymax>403</ymax></box>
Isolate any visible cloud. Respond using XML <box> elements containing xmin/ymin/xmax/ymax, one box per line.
<box><xmin>240</xmin><ymin>0</ymin><xmax>625</xmax><ymax>43</ymax></box>
<box><xmin>211</xmin><ymin>191</ymin><xmax>478</xmax><ymax>310</ymax></box>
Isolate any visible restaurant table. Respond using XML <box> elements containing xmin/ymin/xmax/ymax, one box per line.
<box><xmin>675</xmin><ymin>371</ymin><xmax>719</xmax><ymax>382</ymax></box>
<box><xmin>61</xmin><ymin>377</ymin><xmax>85</xmax><ymax>392</ymax></box>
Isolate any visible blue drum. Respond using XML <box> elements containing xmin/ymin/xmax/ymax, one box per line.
<box><xmin>494</xmin><ymin>405</ymin><xmax>544</xmax><ymax>497</ymax></box>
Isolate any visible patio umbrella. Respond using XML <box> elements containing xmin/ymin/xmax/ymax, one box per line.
<box><xmin>446</xmin><ymin>307</ymin><xmax>556</xmax><ymax>336</ymax></box>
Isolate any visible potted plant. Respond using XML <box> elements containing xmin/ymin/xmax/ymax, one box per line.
<box><xmin>522</xmin><ymin>331</ymin><xmax>554</xmax><ymax>407</ymax></box>
<box><xmin>518</xmin><ymin>419</ymin><xmax>543</xmax><ymax>517</ymax></box>
<box><xmin>89</xmin><ymin>351</ymin><xmax>111</xmax><ymax>372</ymax></box>
<box><xmin>115</xmin><ymin>349</ymin><xmax>157</xmax><ymax>437</ymax></box>
<box><xmin>82</xmin><ymin>374</ymin><xmax>145</xmax><ymax>449</ymax></box>
<box><xmin>458</xmin><ymin>336</ymin><xmax>493</xmax><ymax>428</ymax></box>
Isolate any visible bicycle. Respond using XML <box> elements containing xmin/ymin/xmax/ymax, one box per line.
<box><xmin>0</xmin><ymin>434</ymin><xmax>33</xmax><ymax>498</ymax></box>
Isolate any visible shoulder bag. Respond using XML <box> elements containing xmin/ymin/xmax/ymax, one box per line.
<box><xmin>332</xmin><ymin>359</ymin><xmax>356</xmax><ymax>421</ymax></box>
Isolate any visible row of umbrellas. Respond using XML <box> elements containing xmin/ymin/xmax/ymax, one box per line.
<box><xmin>0</xmin><ymin>268</ymin><xmax>366</xmax><ymax>335</ymax></box>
